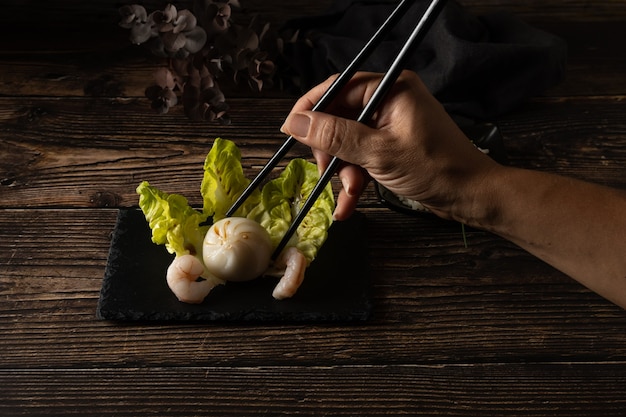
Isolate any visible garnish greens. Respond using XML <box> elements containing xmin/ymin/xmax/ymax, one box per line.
<box><xmin>137</xmin><ymin>138</ymin><xmax>335</xmax><ymax>268</ymax></box>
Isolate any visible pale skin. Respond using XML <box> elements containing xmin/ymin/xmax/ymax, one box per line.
<box><xmin>280</xmin><ymin>70</ymin><xmax>626</xmax><ymax>309</ymax></box>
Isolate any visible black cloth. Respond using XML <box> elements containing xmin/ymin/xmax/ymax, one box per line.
<box><xmin>280</xmin><ymin>0</ymin><xmax>568</xmax><ymax>120</ymax></box>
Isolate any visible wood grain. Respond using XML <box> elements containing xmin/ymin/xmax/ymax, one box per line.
<box><xmin>2</xmin><ymin>208</ymin><xmax>625</xmax><ymax>371</ymax></box>
<box><xmin>2</xmin><ymin>0</ymin><xmax>626</xmax><ymax>415</ymax></box>
<box><xmin>2</xmin><ymin>364</ymin><xmax>626</xmax><ymax>416</ymax></box>
<box><xmin>1</xmin><ymin>96</ymin><xmax>626</xmax><ymax>208</ymax></box>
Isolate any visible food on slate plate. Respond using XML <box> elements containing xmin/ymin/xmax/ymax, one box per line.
<box><xmin>137</xmin><ymin>138</ymin><xmax>335</xmax><ymax>303</ymax></box>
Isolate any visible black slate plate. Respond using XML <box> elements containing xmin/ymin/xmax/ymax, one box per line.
<box><xmin>97</xmin><ymin>209</ymin><xmax>371</xmax><ymax>322</ymax></box>
<box><xmin>375</xmin><ymin>123</ymin><xmax>507</xmax><ymax>216</ymax></box>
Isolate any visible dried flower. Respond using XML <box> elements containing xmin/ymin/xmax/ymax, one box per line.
<box><xmin>118</xmin><ymin>0</ymin><xmax>281</xmax><ymax>123</ymax></box>
<box><xmin>150</xmin><ymin>4</ymin><xmax>207</xmax><ymax>58</ymax></box>
<box><xmin>182</xmin><ymin>58</ymin><xmax>231</xmax><ymax>124</ymax></box>
<box><xmin>194</xmin><ymin>0</ymin><xmax>234</xmax><ymax>36</ymax></box>
<box><xmin>144</xmin><ymin>67</ymin><xmax>178</xmax><ymax>114</ymax></box>
<box><xmin>119</xmin><ymin>4</ymin><xmax>155</xmax><ymax>45</ymax></box>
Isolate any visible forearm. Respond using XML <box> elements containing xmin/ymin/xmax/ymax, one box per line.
<box><xmin>281</xmin><ymin>69</ymin><xmax>626</xmax><ymax>308</ymax></box>
<box><xmin>457</xmin><ymin>166</ymin><xmax>626</xmax><ymax>309</ymax></box>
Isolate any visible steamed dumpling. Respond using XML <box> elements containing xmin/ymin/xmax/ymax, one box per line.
<box><xmin>202</xmin><ymin>217</ymin><xmax>272</xmax><ymax>282</ymax></box>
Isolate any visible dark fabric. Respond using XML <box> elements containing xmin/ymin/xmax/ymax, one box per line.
<box><xmin>280</xmin><ymin>0</ymin><xmax>568</xmax><ymax>120</ymax></box>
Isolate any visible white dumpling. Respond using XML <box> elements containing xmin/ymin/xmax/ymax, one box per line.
<box><xmin>202</xmin><ymin>217</ymin><xmax>272</xmax><ymax>282</ymax></box>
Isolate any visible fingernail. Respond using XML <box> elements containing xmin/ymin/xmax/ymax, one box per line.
<box><xmin>282</xmin><ymin>113</ymin><xmax>310</xmax><ymax>138</ymax></box>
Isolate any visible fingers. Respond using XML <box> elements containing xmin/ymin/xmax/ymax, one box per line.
<box><xmin>280</xmin><ymin>84</ymin><xmax>380</xmax><ymax>221</ymax></box>
<box><xmin>281</xmin><ymin>110</ymin><xmax>376</xmax><ymax>167</ymax></box>
<box><xmin>280</xmin><ymin>70</ymin><xmax>426</xmax><ymax>219</ymax></box>
<box><xmin>279</xmin><ymin>109</ymin><xmax>371</xmax><ymax>220</ymax></box>
<box><xmin>333</xmin><ymin>189</ymin><xmax>360</xmax><ymax>221</ymax></box>
<box><xmin>337</xmin><ymin>163</ymin><xmax>368</xmax><ymax>199</ymax></box>
<box><xmin>333</xmin><ymin>164</ymin><xmax>369</xmax><ymax>221</ymax></box>
<box><xmin>288</xmin><ymin>74</ymin><xmax>337</xmax><ymax>113</ymax></box>
<box><xmin>311</xmin><ymin>148</ymin><xmax>333</xmax><ymax>175</ymax></box>
<box><xmin>289</xmin><ymin>72</ymin><xmax>389</xmax><ymax>116</ymax></box>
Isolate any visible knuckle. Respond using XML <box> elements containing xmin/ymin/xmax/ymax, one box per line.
<box><xmin>318</xmin><ymin>118</ymin><xmax>345</xmax><ymax>156</ymax></box>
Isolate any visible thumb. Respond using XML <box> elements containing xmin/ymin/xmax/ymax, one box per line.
<box><xmin>280</xmin><ymin>111</ymin><xmax>371</xmax><ymax>165</ymax></box>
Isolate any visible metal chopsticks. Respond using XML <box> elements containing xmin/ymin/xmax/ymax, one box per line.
<box><xmin>226</xmin><ymin>0</ymin><xmax>448</xmax><ymax>260</ymax></box>
<box><xmin>225</xmin><ymin>0</ymin><xmax>416</xmax><ymax>218</ymax></box>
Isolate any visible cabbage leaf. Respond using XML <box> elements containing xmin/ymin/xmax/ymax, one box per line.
<box><xmin>137</xmin><ymin>138</ymin><xmax>335</xmax><ymax>265</ymax></box>
<box><xmin>136</xmin><ymin>181</ymin><xmax>209</xmax><ymax>258</ymax></box>
<box><xmin>200</xmin><ymin>138</ymin><xmax>260</xmax><ymax>221</ymax></box>
<box><xmin>247</xmin><ymin>159</ymin><xmax>334</xmax><ymax>263</ymax></box>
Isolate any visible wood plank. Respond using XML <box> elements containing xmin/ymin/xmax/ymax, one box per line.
<box><xmin>0</xmin><ymin>96</ymin><xmax>307</xmax><ymax>208</ymax></box>
<box><xmin>493</xmin><ymin>96</ymin><xmax>626</xmax><ymax>188</ymax></box>
<box><xmin>2</xmin><ymin>208</ymin><xmax>625</xmax><ymax>369</ymax></box>
<box><xmin>2</xmin><ymin>2</ymin><xmax>625</xmax><ymax>415</ymax></box>
<box><xmin>1</xmin><ymin>21</ymin><xmax>625</xmax><ymax>98</ymax></box>
<box><xmin>2</xmin><ymin>96</ymin><xmax>626</xmax><ymax>208</ymax></box>
<box><xmin>1</xmin><ymin>364</ymin><xmax>625</xmax><ymax>416</ymax></box>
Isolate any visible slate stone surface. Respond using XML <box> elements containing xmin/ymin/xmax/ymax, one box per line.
<box><xmin>97</xmin><ymin>209</ymin><xmax>371</xmax><ymax>322</ymax></box>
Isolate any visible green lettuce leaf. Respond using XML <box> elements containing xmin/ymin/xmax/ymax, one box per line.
<box><xmin>248</xmin><ymin>158</ymin><xmax>334</xmax><ymax>263</ymax></box>
<box><xmin>137</xmin><ymin>138</ymin><xmax>335</xmax><ymax>265</ymax></box>
<box><xmin>136</xmin><ymin>181</ymin><xmax>209</xmax><ymax>258</ymax></box>
<box><xmin>200</xmin><ymin>137</ymin><xmax>260</xmax><ymax>221</ymax></box>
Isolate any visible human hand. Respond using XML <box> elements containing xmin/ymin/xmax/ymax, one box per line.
<box><xmin>280</xmin><ymin>70</ymin><xmax>500</xmax><ymax>221</ymax></box>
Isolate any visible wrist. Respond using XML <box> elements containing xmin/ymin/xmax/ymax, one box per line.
<box><xmin>443</xmin><ymin>162</ymin><xmax>509</xmax><ymax>231</ymax></box>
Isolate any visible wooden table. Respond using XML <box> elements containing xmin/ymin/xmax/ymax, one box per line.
<box><xmin>2</xmin><ymin>1</ymin><xmax>626</xmax><ymax>415</ymax></box>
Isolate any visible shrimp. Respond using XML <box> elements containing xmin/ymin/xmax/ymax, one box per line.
<box><xmin>166</xmin><ymin>254</ymin><xmax>223</xmax><ymax>304</ymax></box>
<box><xmin>272</xmin><ymin>247</ymin><xmax>308</xmax><ymax>300</ymax></box>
